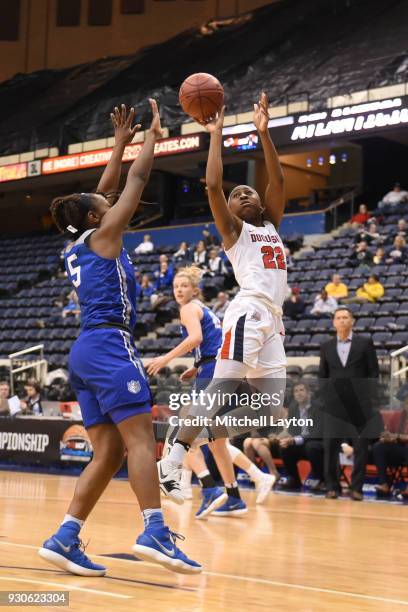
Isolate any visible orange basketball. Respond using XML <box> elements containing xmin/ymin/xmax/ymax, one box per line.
<box><xmin>179</xmin><ymin>73</ymin><xmax>224</xmax><ymax>124</ymax></box>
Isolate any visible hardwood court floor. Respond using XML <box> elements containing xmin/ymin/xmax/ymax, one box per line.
<box><xmin>0</xmin><ymin>471</ymin><xmax>407</xmax><ymax>612</ymax></box>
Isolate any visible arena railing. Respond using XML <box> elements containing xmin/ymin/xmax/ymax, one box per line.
<box><xmin>8</xmin><ymin>344</ymin><xmax>47</xmax><ymax>395</ymax></box>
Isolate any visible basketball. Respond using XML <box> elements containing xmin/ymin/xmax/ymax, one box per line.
<box><xmin>179</xmin><ymin>73</ymin><xmax>224</xmax><ymax>123</ymax></box>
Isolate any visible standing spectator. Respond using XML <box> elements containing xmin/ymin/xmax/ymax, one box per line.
<box><xmin>372</xmin><ymin>395</ymin><xmax>408</xmax><ymax>498</ymax></box>
<box><xmin>319</xmin><ymin>307</ymin><xmax>382</xmax><ymax>500</ymax></box>
<box><xmin>351</xmin><ymin>274</ymin><xmax>384</xmax><ymax>304</ymax></box>
<box><xmin>134</xmin><ymin>234</ymin><xmax>154</xmax><ymax>254</ymax></box>
<box><xmin>351</xmin><ymin>204</ymin><xmax>370</xmax><ymax>226</ymax></box>
<box><xmin>278</xmin><ymin>382</ymin><xmax>324</xmax><ymax>493</ymax></box>
<box><xmin>325</xmin><ymin>274</ymin><xmax>348</xmax><ymax>300</ymax></box>
<box><xmin>193</xmin><ymin>240</ymin><xmax>208</xmax><ymax>268</ymax></box>
<box><xmin>212</xmin><ymin>291</ymin><xmax>230</xmax><ymax>321</ymax></box>
<box><xmin>311</xmin><ymin>290</ymin><xmax>337</xmax><ymax>316</ymax></box>
<box><xmin>386</xmin><ymin>236</ymin><xmax>407</xmax><ymax>264</ymax></box>
<box><xmin>283</xmin><ymin>287</ymin><xmax>305</xmax><ymax>318</ymax></box>
<box><xmin>379</xmin><ymin>182</ymin><xmax>408</xmax><ymax>207</ymax></box>
<box><xmin>21</xmin><ymin>379</ymin><xmax>43</xmax><ymax>415</ymax></box>
<box><xmin>202</xmin><ymin>227</ymin><xmax>220</xmax><ymax>248</ymax></box>
<box><xmin>62</xmin><ymin>290</ymin><xmax>80</xmax><ymax>319</ymax></box>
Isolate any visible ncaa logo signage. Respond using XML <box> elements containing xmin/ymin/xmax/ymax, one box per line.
<box><xmin>127</xmin><ymin>380</ymin><xmax>141</xmax><ymax>394</ymax></box>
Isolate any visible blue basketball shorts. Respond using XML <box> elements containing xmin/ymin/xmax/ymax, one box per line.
<box><xmin>194</xmin><ymin>359</ymin><xmax>216</xmax><ymax>391</ymax></box>
<box><xmin>69</xmin><ymin>328</ymin><xmax>152</xmax><ymax>428</ymax></box>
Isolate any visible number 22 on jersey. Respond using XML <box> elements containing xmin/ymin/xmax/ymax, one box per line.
<box><xmin>261</xmin><ymin>245</ymin><xmax>286</xmax><ymax>270</ymax></box>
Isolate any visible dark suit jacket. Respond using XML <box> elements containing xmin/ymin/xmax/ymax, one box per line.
<box><xmin>318</xmin><ymin>334</ymin><xmax>382</xmax><ymax>437</ymax></box>
<box><xmin>287</xmin><ymin>400</ymin><xmax>323</xmax><ymax>439</ymax></box>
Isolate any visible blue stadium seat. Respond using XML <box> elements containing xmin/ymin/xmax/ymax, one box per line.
<box><xmin>354</xmin><ymin>317</ymin><xmax>375</xmax><ymax>332</ymax></box>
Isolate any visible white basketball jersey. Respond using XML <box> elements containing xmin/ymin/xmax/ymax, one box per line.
<box><xmin>225</xmin><ymin>220</ymin><xmax>287</xmax><ymax>310</ymax></box>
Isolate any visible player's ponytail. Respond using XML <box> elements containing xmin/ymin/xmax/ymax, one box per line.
<box><xmin>50</xmin><ymin>193</ymin><xmax>94</xmax><ymax>236</ymax></box>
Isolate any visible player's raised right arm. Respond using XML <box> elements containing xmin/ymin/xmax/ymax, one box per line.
<box><xmin>205</xmin><ymin>109</ymin><xmax>242</xmax><ymax>250</ymax></box>
<box><xmin>92</xmin><ymin>99</ymin><xmax>162</xmax><ymax>256</ymax></box>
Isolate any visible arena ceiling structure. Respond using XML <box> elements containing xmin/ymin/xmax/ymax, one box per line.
<box><xmin>0</xmin><ymin>0</ymin><xmax>407</xmax><ymax>157</ymax></box>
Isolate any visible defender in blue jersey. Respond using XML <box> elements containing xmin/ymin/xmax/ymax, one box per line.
<box><xmin>38</xmin><ymin>101</ymin><xmax>201</xmax><ymax>577</ymax></box>
<box><xmin>147</xmin><ymin>266</ymin><xmax>249</xmax><ymax>518</ymax></box>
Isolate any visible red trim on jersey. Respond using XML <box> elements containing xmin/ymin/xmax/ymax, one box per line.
<box><xmin>221</xmin><ymin>328</ymin><xmax>232</xmax><ymax>359</ymax></box>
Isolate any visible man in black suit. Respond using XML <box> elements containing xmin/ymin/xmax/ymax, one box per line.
<box><xmin>278</xmin><ymin>381</ymin><xmax>324</xmax><ymax>492</ymax></box>
<box><xmin>319</xmin><ymin>307</ymin><xmax>382</xmax><ymax>501</ymax></box>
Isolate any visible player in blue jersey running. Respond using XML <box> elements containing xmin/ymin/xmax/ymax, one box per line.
<box><xmin>38</xmin><ymin>100</ymin><xmax>201</xmax><ymax>577</ymax></box>
<box><xmin>147</xmin><ymin>266</ymin><xmax>275</xmax><ymax>515</ymax></box>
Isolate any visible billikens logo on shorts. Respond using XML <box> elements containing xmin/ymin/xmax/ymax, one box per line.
<box><xmin>127</xmin><ymin>380</ymin><xmax>141</xmax><ymax>394</ymax></box>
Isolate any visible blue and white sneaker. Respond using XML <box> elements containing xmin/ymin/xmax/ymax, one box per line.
<box><xmin>132</xmin><ymin>526</ymin><xmax>202</xmax><ymax>574</ymax></box>
<box><xmin>212</xmin><ymin>496</ymin><xmax>248</xmax><ymax>517</ymax></box>
<box><xmin>38</xmin><ymin>522</ymin><xmax>106</xmax><ymax>577</ymax></box>
<box><xmin>195</xmin><ymin>487</ymin><xmax>228</xmax><ymax>520</ymax></box>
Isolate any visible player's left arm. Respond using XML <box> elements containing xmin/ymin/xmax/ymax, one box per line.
<box><xmin>96</xmin><ymin>104</ymin><xmax>141</xmax><ymax>202</ymax></box>
<box><xmin>146</xmin><ymin>303</ymin><xmax>203</xmax><ymax>375</ymax></box>
<box><xmin>254</xmin><ymin>92</ymin><xmax>285</xmax><ymax>227</ymax></box>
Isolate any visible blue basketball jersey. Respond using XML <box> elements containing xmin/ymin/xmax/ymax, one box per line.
<box><xmin>64</xmin><ymin>229</ymin><xmax>137</xmax><ymax>330</ymax></box>
<box><xmin>181</xmin><ymin>300</ymin><xmax>222</xmax><ymax>363</ymax></box>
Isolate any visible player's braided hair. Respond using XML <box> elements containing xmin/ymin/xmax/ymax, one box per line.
<box><xmin>50</xmin><ymin>193</ymin><xmax>94</xmax><ymax>235</ymax></box>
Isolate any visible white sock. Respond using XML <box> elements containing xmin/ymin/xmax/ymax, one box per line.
<box><xmin>197</xmin><ymin>470</ymin><xmax>210</xmax><ymax>479</ymax></box>
<box><xmin>181</xmin><ymin>469</ymin><xmax>192</xmax><ymax>486</ymax></box>
<box><xmin>167</xmin><ymin>442</ymin><xmax>188</xmax><ymax>464</ymax></box>
<box><xmin>226</xmin><ymin>442</ymin><xmax>241</xmax><ymax>461</ymax></box>
<box><xmin>62</xmin><ymin>514</ymin><xmax>84</xmax><ymax>528</ymax></box>
<box><xmin>248</xmin><ymin>464</ymin><xmax>265</xmax><ymax>483</ymax></box>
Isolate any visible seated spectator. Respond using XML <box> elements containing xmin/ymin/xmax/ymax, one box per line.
<box><xmin>379</xmin><ymin>182</ymin><xmax>408</xmax><ymax>207</ymax></box>
<box><xmin>0</xmin><ymin>381</ymin><xmax>21</xmax><ymax>417</ymax></box>
<box><xmin>283</xmin><ymin>287</ymin><xmax>305</xmax><ymax>318</ymax></box>
<box><xmin>202</xmin><ymin>227</ymin><xmax>220</xmax><ymax>248</ymax></box>
<box><xmin>284</xmin><ymin>247</ymin><xmax>294</xmax><ymax>269</ymax></box>
<box><xmin>351</xmin><ymin>274</ymin><xmax>384</xmax><ymax>303</ymax></box>
<box><xmin>373</xmin><ymin>247</ymin><xmax>386</xmax><ymax>265</ymax></box>
<box><xmin>348</xmin><ymin>241</ymin><xmax>373</xmax><ymax>269</ymax></box>
<box><xmin>140</xmin><ymin>274</ymin><xmax>155</xmax><ymax>299</ymax></box>
<box><xmin>134</xmin><ymin>234</ymin><xmax>154</xmax><ymax>254</ymax></box>
<box><xmin>354</xmin><ymin>224</ymin><xmax>378</xmax><ymax>245</ymax></box>
<box><xmin>193</xmin><ymin>240</ymin><xmax>208</xmax><ymax>268</ymax></box>
<box><xmin>396</xmin><ymin>218</ymin><xmax>408</xmax><ymax>237</ymax></box>
<box><xmin>243</xmin><ymin>435</ymin><xmax>280</xmax><ymax>479</ymax></box>
<box><xmin>372</xmin><ymin>394</ymin><xmax>408</xmax><ymax>499</ymax></box>
<box><xmin>311</xmin><ymin>290</ymin><xmax>337</xmax><ymax>316</ymax></box>
<box><xmin>385</xmin><ymin>235</ymin><xmax>408</xmax><ymax>264</ymax></box>
<box><xmin>0</xmin><ymin>381</ymin><xmax>11</xmax><ymax>417</ymax></box>
<box><xmin>278</xmin><ymin>382</ymin><xmax>324</xmax><ymax>493</ymax></box>
<box><xmin>154</xmin><ymin>261</ymin><xmax>174</xmax><ymax>291</ymax></box>
<box><xmin>204</xmin><ymin>248</ymin><xmax>227</xmax><ymax>277</ymax></box>
<box><xmin>212</xmin><ymin>291</ymin><xmax>230</xmax><ymax>321</ymax></box>
<box><xmin>20</xmin><ymin>379</ymin><xmax>43</xmax><ymax>416</ymax></box>
<box><xmin>62</xmin><ymin>290</ymin><xmax>80</xmax><ymax>319</ymax></box>
<box><xmin>350</xmin><ymin>203</ymin><xmax>370</xmax><ymax>226</ymax></box>
<box><xmin>325</xmin><ymin>274</ymin><xmax>348</xmax><ymax>300</ymax></box>
<box><xmin>173</xmin><ymin>241</ymin><xmax>192</xmax><ymax>265</ymax></box>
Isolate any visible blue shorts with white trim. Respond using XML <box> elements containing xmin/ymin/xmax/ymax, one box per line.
<box><xmin>69</xmin><ymin>328</ymin><xmax>152</xmax><ymax>428</ymax></box>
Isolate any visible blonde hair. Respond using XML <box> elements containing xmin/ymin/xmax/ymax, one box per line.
<box><xmin>174</xmin><ymin>266</ymin><xmax>203</xmax><ymax>298</ymax></box>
